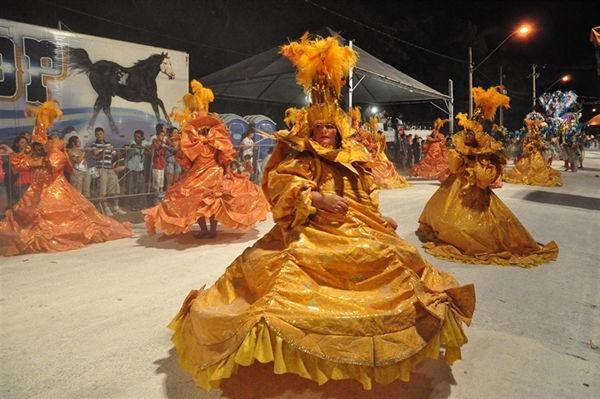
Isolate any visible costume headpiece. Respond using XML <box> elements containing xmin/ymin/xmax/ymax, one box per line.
<box><xmin>278</xmin><ymin>32</ymin><xmax>358</xmax><ymax>148</ymax></box>
<box><xmin>24</xmin><ymin>100</ymin><xmax>73</xmax><ymax>174</ymax></box>
<box><xmin>453</xmin><ymin>86</ymin><xmax>509</xmax><ymax>155</ymax></box>
<box><xmin>24</xmin><ymin>99</ymin><xmax>63</xmax><ymax>144</ymax></box>
<box><xmin>171</xmin><ymin>79</ymin><xmax>220</xmax><ymax>130</ymax></box>
<box><xmin>432</xmin><ymin>118</ymin><xmax>449</xmax><ymax>133</ymax></box>
<box><xmin>170</xmin><ymin>79</ymin><xmax>233</xmax><ymax>172</ymax></box>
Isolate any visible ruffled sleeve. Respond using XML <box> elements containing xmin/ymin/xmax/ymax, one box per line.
<box><xmin>10</xmin><ymin>152</ymin><xmax>41</xmax><ymax>173</ymax></box>
<box><xmin>470</xmin><ymin>157</ymin><xmax>499</xmax><ymax>189</ymax></box>
<box><xmin>46</xmin><ymin>148</ymin><xmax>67</xmax><ymax>175</ymax></box>
<box><xmin>208</xmin><ymin>126</ymin><xmax>237</xmax><ymax>167</ymax></box>
<box><xmin>267</xmin><ymin>152</ymin><xmax>318</xmax><ymax>229</ymax></box>
<box><xmin>447</xmin><ymin>149</ymin><xmax>465</xmax><ymax>174</ymax></box>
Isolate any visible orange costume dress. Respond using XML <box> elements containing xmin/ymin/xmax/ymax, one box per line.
<box><xmin>417</xmin><ymin>114</ymin><xmax>558</xmax><ymax>267</ymax></box>
<box><xmin>142</xmin><ymin>112</ymin><xmax>269</xmax><ymax>235</ymax></box>
<box><xmin>410</xmin><ymin>119</ymin><xmax>450</xmax><ymax>181</ymax></box>
<box><xmin>502</xmin><ymin>122</ymin><xmax>563</xmax><ymax>187</ymax></box>
<box><xmin>350</xmin><ymin>110</ymin><xmax>410</xmax><ymax>190</ymax></box>
<box><xmin>370</xmin><ymin>133</ymin><xmax>411</xmax><ymax>189</ymax></box>
<box><xmin>169</xmin><ymin>36</ymin><xmax>474</xmax><ymax>391</ymax></box>
<box><xmin>0</xmin><ymin>137</ymin><xmax>132</xmax><ymax>256</ymax></box>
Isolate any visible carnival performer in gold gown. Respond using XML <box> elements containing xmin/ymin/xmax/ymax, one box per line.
<box><xmin>349</xmin><ymin>108</ymin><xmax>411</xmax><ymax>189</ymax></box>
<box><xmin>502</xmin><ymin>118</ymin><xmax>564</xmax><ymax>186</ymax></box>
<box><xmin>0</xmin><ymin>100</ymin><xmax>132</xmax><ymax>257</ymax></box>
<box><xmin>417</xmin><ymin>87</ymin><xmax>559</xmax><ymax>267</ymax></box>
<box><xmin>169</xmin><ymin>33</ymin><xmax>475</xmax><ymax>391</ymax></box>
<box><xmin>410</xmin><ymin>118</ymin><xmax>450</xmax><ymax>181</ymax></box>
<box><xmin>142</xmin><ymin>80</ymin><xmax>269</xmax><ymax>238</ymax></box>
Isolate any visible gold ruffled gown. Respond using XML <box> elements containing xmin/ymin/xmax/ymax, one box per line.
<box><xmin>370</xmin><ymin>135</ymin><xmax>411</xmax><ymax>189</ymax></box>
<box><xmin>142</xmin><ymin>114</ymin><xmax>269</xmax><ymax>235</ymax></box>
<box><xmin>170</xmin><ymin>139</ymin><xmax>475</xmax><ymax>390</ymax></box>
<box><xmin>417</xmin><ymin>132</ymin><xmax>558</xmax><ymax>267</ymax></box>
<box><xmin>0</xmin><ymin>138</ymin><xmax>133</xmax><ymax>256</ymax></box>
<box><xmin>410</xmin><ymin>133</ymin><xmax>450</xmax><ymax>180</ymax></box>
<box><xmin>502</xmin><ymin>132</ymin><xmax>563</xmax><ymax>186</ymax></box>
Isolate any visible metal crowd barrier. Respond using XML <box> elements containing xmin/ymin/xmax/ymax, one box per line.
<box><xmin>1</xmin><ymin>142</ymin><xmax>276</xmax><ymax>218</ymax></box>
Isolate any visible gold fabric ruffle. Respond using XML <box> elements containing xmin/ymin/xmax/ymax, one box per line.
<box><xmin>502</xmin><ymin>133</ymin><xmax>563</xmax><ymax>186</ymax></box>
<box><xmin>410</xmin><ymin>135</ymin><xmax>450</xmax><ymax>180</ymax></box>
<box><xmin>143</xmin><ymin>121</ymin><xmax>269</xmax><ymax>235</ymax></box>
<box><xmin>170</xmin><ymin>150</ymin><xmax>475</xmax><ymax>390</ymax></box>
<box><xmin>1</xmin><ymin>149</ymin><xmax>132</xmax><ymax>256</ymax></box>
<box><xmin>417</xmin><ymin>148</ymin><xmax>558</xmax><ymax>267</ymax></box>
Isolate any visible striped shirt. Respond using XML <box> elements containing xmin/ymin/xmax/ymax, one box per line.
<box><xmin>91</xmin><ymin>141</ymin><xmax>114</xmax><ymax>169</ymax></box>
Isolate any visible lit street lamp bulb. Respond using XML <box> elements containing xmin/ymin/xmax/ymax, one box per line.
<box><xmin>519</xmin><ymin>26</ymin><xmax>530</xmax><ymax>35</ymax></box>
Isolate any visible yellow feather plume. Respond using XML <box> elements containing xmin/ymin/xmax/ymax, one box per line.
<box><xmin>280</xmin><ymin>32</ymin><xmax>357</xmax><ymax>103</ymax></box>
<box><xmin>433</xmin><ymin>118</ymin><xmax>449</xmax><ymax>132</ymax></box>
<box><xmin>171</xmin><ymin>79</ymin><xmax>215</xmax><ymax>123</ymax></box>
<box><xmin>455</xmin><ymin>112</ymin><xmax>469</xmax><ymax>128</ymax></box>
<box><xmin>24</xmin><ymin>99</ymin><xmax>62</xmax><ymax>144</ymax></box>
<box><xmin>472</xmin><ymin>86</ymin><xmax>510</xmax><ymax>121</ymax></box>
<box><xmin>24</xmin><ymin>99</ymin><xmax>62</xmax><ymax>128</ymax></box>
<box><xmin>348</xmin><ymin>106</ymin><xmax>362</xmax><ymax>126</ymax></box>
<box><xmin>283</xmin><ymin>107</ymin><xmax>307</xmax><ymax>129</ymax></box>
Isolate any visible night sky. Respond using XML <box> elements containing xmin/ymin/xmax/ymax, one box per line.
<box><xmin>4</xmin><ymin>0</ymin><xmax>599</xmax><ymax>130</ymax></box>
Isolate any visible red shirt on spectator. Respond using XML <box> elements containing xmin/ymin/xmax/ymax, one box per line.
<box><xmin>244</xmin><ymin>160</ymin><xmax>254</xmax><ymax>176</ymax></box>
<box><xmin>152</xmin><ymin>138</ymin><xmax>166</xmax><ymax>169</ymax></box>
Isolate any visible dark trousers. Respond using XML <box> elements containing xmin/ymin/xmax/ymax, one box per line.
<box><xmin>126</xmin><ymin>169</ymin><xmax>147</xmax><ymax>207</ymax></box>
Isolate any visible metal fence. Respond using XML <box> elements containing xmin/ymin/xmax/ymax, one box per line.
<box><xmin>1</xmin><ymin>142</ymin><xmax>275</xmax><ymax>218</ymax></box>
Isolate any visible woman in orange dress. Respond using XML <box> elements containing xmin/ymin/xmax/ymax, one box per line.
<box><xmin>142</xmin><ymin>80</ymin><xmax>269</xmax><ymax>238</ymax></box>
<box><xmin>410</xmin><ymin>118</ymin><xmax>450</xmax><ymax>181</ymax></box>
<box><xmin>0</xmin><ymin>101</ymin><xmax>132</xmax><ymax>257</ymax></box>
<box><xmin>349</xmin><ymin>109</ymin><xmax>411</xmax><ymax>189</ymax></box>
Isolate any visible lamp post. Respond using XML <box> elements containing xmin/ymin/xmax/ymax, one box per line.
<box><xmin>543</xmin><ymin>75</ymin><xmax>571</xmax><ymax>93</ymax></box>
<box><xmin>530</xmin><ymin>64</ymin><xmax>540</xmax><ymax>106</ymax></box>
<box><xmin>469</xmin><ymin>25</ymin><xmax>531</xmax><ymax>117</ymax></box>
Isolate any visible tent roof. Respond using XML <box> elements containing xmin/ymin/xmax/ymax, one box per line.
<box><xmin>584</xmin><ymin>113</ymin><xmax>600</xmax><ymax>126</ymax></box>
<box><xmin>201</xmin><ymin>28</ymin><xmax>451</xmax><ymax>107</ymax></box>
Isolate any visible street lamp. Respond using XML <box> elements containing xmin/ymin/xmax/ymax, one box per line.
<box><xmin>543</xmin><ymin>75</ymin><xmax>571</xmax><ymax>93</ymax></box>
<box><xmin>469</xmin><ymin>25</ymin><xmax>531</xmax><ymax>117</ymax></box>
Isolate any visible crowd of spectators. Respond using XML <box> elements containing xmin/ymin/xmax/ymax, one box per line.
<box><xmin>1</xmin><ymin>123</ymin><xmax>277</xmax><ymax>217</ymax></box>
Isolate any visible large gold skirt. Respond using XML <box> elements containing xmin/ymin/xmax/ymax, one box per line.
<box><xmin>502</xmin><ymin>150</ymin><xmax>563</xmax><ymax>187</ymax></box>
<box><xmin>417</xmin><ymin>173</ymin><xmax>558</xmax><ymax>267</ymax></box>
<box><xmin>170</xmin><ymin>207</ymin><xmax>475</xmax><ymax>390</ymax></box>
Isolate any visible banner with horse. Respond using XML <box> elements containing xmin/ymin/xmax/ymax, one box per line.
<box><xmin>0</xmin><ymin>18</ymin><xmax>189</xmax><ymax>148</ymax></box>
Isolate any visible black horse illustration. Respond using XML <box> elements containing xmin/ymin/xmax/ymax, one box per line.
<box><xmin>66</xmin><ymin>47</ymin><xmax>175</xmax><ymax>134</ymax></box>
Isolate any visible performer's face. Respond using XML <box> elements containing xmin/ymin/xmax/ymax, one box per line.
<box><xmin>312</xmin><ymin>123</ymin><xmax>339</xmax><ymax>148</ymax></box>
<box><xmin>31</xmin><ymin>144</ymin><xmax>45</xmax><ymax>158</ymax></box>
<box><xmin>465</xmin><ymin>130</ymin><xmax>476</xmax><ymax>145</ymax></box>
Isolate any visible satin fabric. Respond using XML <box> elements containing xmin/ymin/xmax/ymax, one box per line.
<box><xmin>142</xmin><ymin>116</ymin><xmax>269</xmax><ymax>235</ymax></box>
<box><xmin>502</xmin><ymin>133</ymin><xmax>563</xmax><ymax>186</ymax></box>
<box><xmin>417</xmin><ymin>141</ymin><xmax>558</xmax><ymax>267</ymax></box>
<box><xmin>410</xmin><ymin>133</ymin><xmax>450</xmax><ymax>180</ymax></box>
<box><xmin>170</xmin><ymin>146</ymin><xmax>475</xmax><ymax>390</ymax></box>
<box><xmin>0</xmin><ymin>140</ymin><xmax>133</xmax><ymax>257</ymax></box>
<box><xmin>370</xmin><ymin>135</ymin><xmax>411</xmax><ymax>189</ymax></box>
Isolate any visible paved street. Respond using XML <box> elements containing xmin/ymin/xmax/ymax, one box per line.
<box><xmin>2</xmin><ymin>150</ymin><xmax>599</xmax><ymax>399</ymax></box>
